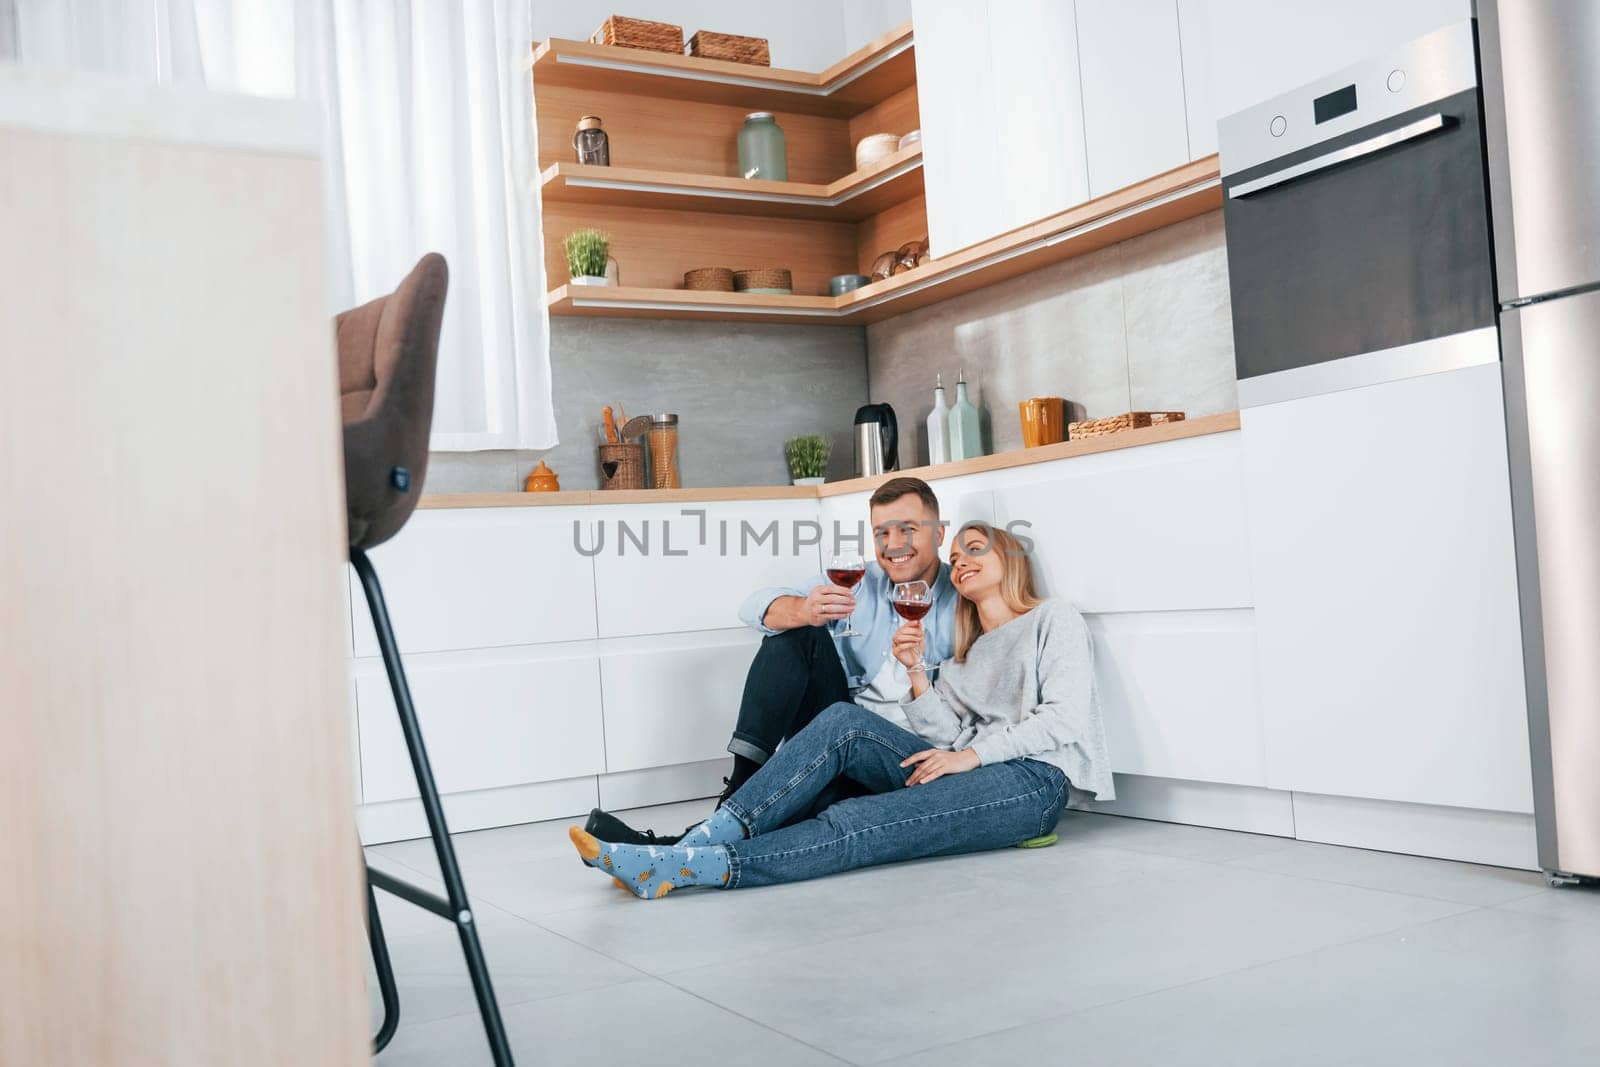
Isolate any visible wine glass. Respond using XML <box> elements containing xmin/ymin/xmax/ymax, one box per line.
<box><xmin>892</xmin><ymin>579</ymin><xmax>933</xmax><ymax>672</ymax></box>
<box><xmin>826</xmin><ymin>553</ymin><xmax>867</xmax><ymax>638</ymax></box>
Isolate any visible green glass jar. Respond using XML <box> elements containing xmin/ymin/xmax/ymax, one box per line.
<box><xmin>737</xmin><ymin>112</ymin><xmax>787</xmax><ymax>181</ymax></box>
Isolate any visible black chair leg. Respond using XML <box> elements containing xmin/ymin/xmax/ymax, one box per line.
<box><xmin>368</xmin><ymin>878</ymin><xmax>400</xmax><ymax>1053</ymax></box>
<box><xmin>352</xmin><ymin>548</ymin><xmax>515</xmax><ymax>1067</ymax></box>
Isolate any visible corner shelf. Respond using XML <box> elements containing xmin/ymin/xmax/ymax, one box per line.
<box><xmin>530</xmin><ymin>23</ymin><xmax>916</xmax><ymax>118</ymax></box>
<box><xmin>546</xmin><ymin>155</ymin><xmax>1223</xmax><ymax>326</ymax></box>
<box><xmin>538</xmin><ymin>144</ymin><xmax>924</xmax><ymax>222</ymax></box>
<box><xmin>532</xmin><ymin>21</ymin><xmax>927</xmax><ymax>301</ymax></box>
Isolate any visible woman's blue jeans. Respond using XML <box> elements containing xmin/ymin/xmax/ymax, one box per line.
<box><xmin>719</xmin><ymin>702</ymin><xmax>1069</xmax><ymax>888</ymax></box>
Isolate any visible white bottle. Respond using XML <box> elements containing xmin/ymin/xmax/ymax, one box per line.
<box><xmin>926</xmin><ymin>372</ymin><xmax>950</xmax><ymax>465</ymax></box>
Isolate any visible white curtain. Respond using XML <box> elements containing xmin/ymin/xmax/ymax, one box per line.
<box><xmin>10</xmin><ymin>0</ymin><xmax>557</xmax><ymax>451</ymax></box>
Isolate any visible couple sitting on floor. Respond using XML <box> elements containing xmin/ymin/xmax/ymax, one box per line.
<box><xmin>569</xmin><ymin>476</ymin><xmax>1113</xmax><ymax>897</ymax></box>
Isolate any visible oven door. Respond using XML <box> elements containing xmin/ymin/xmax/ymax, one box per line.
<box><xmin>1222</xmin><ymin>87</ymin><xmax>1497</xmax><ymax>397</ymax></box>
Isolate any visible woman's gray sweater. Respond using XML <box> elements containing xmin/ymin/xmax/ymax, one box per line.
<box><xmin>903</xmin><ymin>599</ymin><xmax>1115</xmax><ymax>800</ymax></box>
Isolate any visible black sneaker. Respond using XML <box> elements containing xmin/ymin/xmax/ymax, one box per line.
<box><xmin>583</xmin><ymin>808</ymin><xmax>683</xmax><ymax>848</ymax></box>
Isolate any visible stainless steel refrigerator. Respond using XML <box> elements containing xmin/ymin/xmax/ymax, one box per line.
<box><xmin>1480</xmin><ymin>0</ymin><xmax>1600</xmax><ymax>882</ymax></box>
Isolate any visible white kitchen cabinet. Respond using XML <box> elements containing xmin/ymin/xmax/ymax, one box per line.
<box><xmin>1176</xmin><ymin>0</ymin><xmax>1217</xmax><ymax>158</ymax></box>
<box><xmin>1202</xmin><ymin>0</ymin><xmax>1470</xmax><ymax>119</ymax></box>
<box><xmin>913</xmin><ymin>0</ymin><xmax>1089</xmax><ymax>255</ymax></box>
<box><xmin>987</xmin><ymin>0</ymin><xmax>1090</xmax><ymax>234</ymax></box>
<box><xmin>598</xmin><ymin>632</ymin><xmax>762</xmax><ymax>772</ymax></box>
<box><xmin>1091</xmin><ymin>610</ymin><xmax>1266</xmax><ymax>786</ymax></box>
<box><xmin>911</xmin><ymin>0</ymin><xmax>1001</xmax><ymax>256</ymax></box>
<box><xmin>990</xmin><ymin>433</ymin><xmax>1253</xmax><ymax>613</ymax></box>
<box><xmin>1241</xmin><ymin>363</ymin><xmax>1533</xmax><ymax>814</ymax></box>
<box><xmin>590</xmin><ymin>500</ymin><xmax>823</xmax><ymax>638</ymax></box>
<box><xmin>352</xmin><ymin>506</ymin><xmax>596</xmax><ymax>656</ymax></box>
<box><xmin>1077</xmin><ymin>0</ymin><xmax>1192</xmax><ymax>197</ymax></box>
<box><xmin>356</xmin><ymin>647</ymin><xmax>605</xmax><ymax>803</ymax></box>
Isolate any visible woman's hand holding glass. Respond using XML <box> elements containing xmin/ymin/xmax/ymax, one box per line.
<box><xmin>892</xmin><ymin>620</ymin><xmax>925</xmax><ymax>670</ymax></box>
<box><xmin>892</xmin><ymin>620</ymin><xmax>932</xmax><ymax>697</ymax></box>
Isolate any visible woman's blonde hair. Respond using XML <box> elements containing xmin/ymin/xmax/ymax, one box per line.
<box><xmin>950</xmin><ymin>521</ymin><xmax>1042</xmax><ymax>662</ymax></box>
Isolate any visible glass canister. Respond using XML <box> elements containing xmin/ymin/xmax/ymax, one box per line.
<box><xmin>736</xmin><ymin>112</ymin><xmax>787</xmax><ymax>180</ymax></box>
<box><xmin>573</xmin><ymin>115</ymin><xmax>609</xmax><ymax>166</ymax></box>
<box><xmin>648</xmin><ymin>413</ymin><xmax>680</xmax><ymax>489</ymax></box>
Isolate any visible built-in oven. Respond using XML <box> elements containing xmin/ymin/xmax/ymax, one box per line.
<box><xmin>1219</xmin><ymin>20</ymin><xmax>1497</xmax><ymax>405</ymax></box>
<box><xmin>1220</xmin><ymin>21</ymin><xmax>1538</xmax><ymax>837</ymax></box>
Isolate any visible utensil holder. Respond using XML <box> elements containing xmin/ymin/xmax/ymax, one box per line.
<box><xmin>598</xmin><ymin>442</ymin><xmax>645</xmax><ymax>490</ymax></box>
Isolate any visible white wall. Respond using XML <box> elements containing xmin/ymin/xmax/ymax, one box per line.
<box><xmin>842</xmin><ymin>0</ymin><xmax>914</xmax><ymax>54</ymax></box>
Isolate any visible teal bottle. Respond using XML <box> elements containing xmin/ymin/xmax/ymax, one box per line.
<box><xmin>948</xmin><ymin>368</ymin><xmax>983</xmax><ymax>460</ymax></box>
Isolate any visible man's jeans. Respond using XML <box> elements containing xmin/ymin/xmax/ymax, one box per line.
<box><xmin>728</xmin><ymin>625</ymin><xmax>849</xmax><ymax>766</ymax></box>
<box><xmin>720</xmin><ymin>702</ymin><xmax>1069</xmax><ymax>888</ymax></box>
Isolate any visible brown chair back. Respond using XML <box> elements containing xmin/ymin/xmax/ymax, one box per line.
<box><xmin>336</xmin><ymin>252</ymin><xmax>448</xmax><ymax>551</ymax></box>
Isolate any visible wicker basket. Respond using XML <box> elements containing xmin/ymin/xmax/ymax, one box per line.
<box><xmin>684</xmin><ymin>267</ymin><xmax>735</xmax><ymax>291</ymax></box>
<box><xmin>687</xmin><ymin>30</ymin><xmax>771</xmax><ymax>66</ymax></box>
<box><xmin>598</xmin><ymin>442</ymin><xmax>646</xmax><ymax>490</ymax></box>
<box><xmin>733</xmin><ymin>267</ymin><xmax>793</xmax><ymax>293</ymax></box>
<box><xmin>590</xmin><ymin>15</ymin><xmax>684</xmax><ymax>54</ymax></box>
<box><xmin>1068</xmin><ymin>411</ymin><xmax>1186</xmax><ymax>439</ymax></box>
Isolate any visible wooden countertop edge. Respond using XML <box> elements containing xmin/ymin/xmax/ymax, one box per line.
<box><xmin>817</xmin><ymin>411</ymin><xmax>1241</xmax><ymax>496</ymax></box>
<box><xmin>418</xmin><ymin>412</ymin><xmax>1240</xmax><ymax>510</ymax></box>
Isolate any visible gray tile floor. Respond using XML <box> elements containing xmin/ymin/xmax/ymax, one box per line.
<box><xmin>365</xmin><ymin>801</ymin><xmax>1600</xmax><ymax>1066</ymax></box>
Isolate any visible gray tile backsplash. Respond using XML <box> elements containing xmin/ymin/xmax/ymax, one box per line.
<box><xmin>424</xmin><ymin>318</ymin><xmax>868</xmax><ymax>494</ymax></box>
<box><xmin>428</xmin><ymin>211</ymin><xmax>1234</xmax><ymax>492</ymax></box>
<box><xmin>867</xmin><ymin>210</ymin><xmax>1236</xmax><ymax>463</ymax></box>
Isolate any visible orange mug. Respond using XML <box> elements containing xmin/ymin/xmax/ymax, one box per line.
<box><xmin>1018</xmin><ymin>397</ymin><xmax>1066</xmax><ymax>448</ymax></box>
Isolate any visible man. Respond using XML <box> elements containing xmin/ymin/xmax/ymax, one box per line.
<box><xmin>587</xmin><ymin>476</ymin><xmax>960</xmax><ymax>845</ymax></box>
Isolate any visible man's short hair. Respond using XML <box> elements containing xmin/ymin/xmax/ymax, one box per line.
<box><xmin>868</xmin><ymin>476</ymin><xmax>940</xmax><ymax>517</ymax></box>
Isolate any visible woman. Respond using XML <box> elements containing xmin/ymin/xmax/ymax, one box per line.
<box><xmin>569</xmin><ymin>521</ymin><xmax>1114</xmax><ymax>897</ymax></box>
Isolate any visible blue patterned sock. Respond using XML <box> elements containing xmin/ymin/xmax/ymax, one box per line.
<box><xmin>569</xmin><ymin>827</ymin><xmax>732</xmax><ymax>898</ymax></box>
<box><xmin>678</xmin><ymin>807</ymin><xmax>745</xmax><ymax>847</ymax></box>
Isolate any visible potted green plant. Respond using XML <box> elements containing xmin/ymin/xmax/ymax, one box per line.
<box><xmin>564</xmin><ymin>228</ymin><xmax>613</xmax><ymax>286</ymax></box>
<box><xmin>784</xmin><ymin>434</ymin><xmax>831</xmax><ymax>486</ymax></box>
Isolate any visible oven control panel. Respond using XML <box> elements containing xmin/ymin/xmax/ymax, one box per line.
<box><xmin>1220</xmin><ymin>20</ymin><xmax>1479</xmax><ymax>177</ymax></box>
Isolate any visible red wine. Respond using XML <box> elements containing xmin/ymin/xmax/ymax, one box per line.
<box><xmin>826</xmin><ymin>567</ymin><xmax>866</xmax><ymax>589</ymax></box>
<box><xmin>893</xmin><ymin>599</ymin><xmax>931</xmax><ymax>622</ymax></box>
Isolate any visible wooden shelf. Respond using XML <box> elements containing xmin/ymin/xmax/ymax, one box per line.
<box><xmin>546</xmin><ymin>155</ymin><xmax>1223</xmax><ymax>326</ymax></box>
<box><xmin>538</xmin><ymin>144</ymin><xmax>924</xmax><ymax>221</ymax></box>
<box><xmin>530</xmin><ymin>23</ymin><xmax>915</xmax><ymax>119</ymax></box>
<box><xmin>547</xmin><ymin>285</ymin><xmax>841</xmax><ymax>325</ymax></box>
<box><xmin>418</xmin><ymin>413</ymin><xmax>1243</xmax><ymax>509</ymax></box>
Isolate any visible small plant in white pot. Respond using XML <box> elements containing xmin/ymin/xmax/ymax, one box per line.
<box><xmin>785</xmin><ymin>434</ymin><xmax>831</xmax><ymax>486</ymax></box>
<box><xmin>564</xmin><ymin>228</ymin><xmax>613</xmax><ymax>286</ymax></box>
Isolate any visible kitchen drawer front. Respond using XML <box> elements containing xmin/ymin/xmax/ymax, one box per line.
<box><xmin>356</xmin><ymin>646</ymin><xmax>605</xmax><ymax>803</ymax></box>
<box><xmin>590</xmin><ymin>500</ymin><xmax>822</xmax><ymax>638</ymax></box>
<box><xmin>992</xmin><ymin>432</ymin><xmax>1252</xmax><ymax>612</ymax></box>
<box><xmin>1091</xmin><ymin>610</ymin><xmax>1267</xmax><ymax>787</ymax></box>
<box><xmin>1242</xmin><ymin>362</ymin><xmax>1532</xmax><ymax>812</ymax></box>
<box><xmin>598</xmin><ymin>631</ymin><xmax>761</xmax><ymax>772</ymax></box>
<box><xmin>351</xmin><ymin>506</ymin><xmax>597</xmax><ymax>656</ymax></box>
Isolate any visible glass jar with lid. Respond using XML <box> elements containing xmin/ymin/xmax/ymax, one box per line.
<box><xmin>648</xmin><ymin>414</ymin><xmax>680</xmax><ymax>489</ymax></box>
<box><xmin>736</xmin><ymin>113</ymin><xmax>787</xmax><ymax>181</ymax></box>
<box><xmin>573</xmin><ymin>115</ymin><xmax>610</xmax><ymax>166</ymax></box>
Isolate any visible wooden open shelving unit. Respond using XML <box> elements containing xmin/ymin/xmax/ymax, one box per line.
<box><xmin>538</xmin><ymin>142</ymin><xmax>924</xmax><ymax>222</ymax></box>
<box><xmin>532</xmin><ymin>23</ymin><xmax>926</xmax><ymax>305</ymax></box>
<box><xmin>545</xmin><ymin>155</ymin><xmax>1223</xmax><ymax>325</ymax></box>
<box><xmin>530</xmin><ymin>22</ymin><xmax>1221</xmax><ymax>326</ymax></box>
<box><xmin>530</xmin><ymin>24</ymin><xmax>917</xmax><ymax>118</ymax></box>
